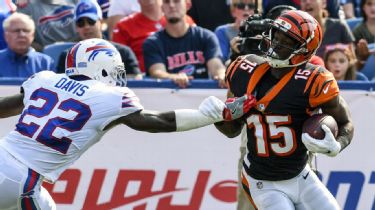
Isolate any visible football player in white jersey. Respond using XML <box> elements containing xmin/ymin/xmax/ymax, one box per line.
<box><xmin>0</xmin><ymin>38</ymin><xmax>257</xmax><ymax>210</ymax></box>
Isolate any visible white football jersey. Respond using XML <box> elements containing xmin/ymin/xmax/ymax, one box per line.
<box><xmin>0</xmin><ymin>71</ymin><xmax>143</xmax><ymax>182</ymax></box>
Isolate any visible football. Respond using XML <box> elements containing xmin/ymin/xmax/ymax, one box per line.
<box><xmin>302</xmin><ymin>114</ymin><xmax>338</xmax><ymax>140</ymax></box>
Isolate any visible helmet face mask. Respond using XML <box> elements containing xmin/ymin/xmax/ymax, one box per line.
<box><xmin>260</xmin><ymin>10</ymin><xmax>322</xmax><ymax>68</ymax></box>
<box><xmin>66</xmin><ymin>38</ymin><xmax>127</xmax><ymax>86</ymax></box>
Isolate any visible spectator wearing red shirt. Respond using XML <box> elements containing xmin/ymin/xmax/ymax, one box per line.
<box><xmin>111</xmin><ymin>0</ymin><xmax>164</xmax><ymax>72</ymax></box>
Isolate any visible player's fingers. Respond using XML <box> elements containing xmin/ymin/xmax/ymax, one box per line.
<box><xmin>302</xmin><ymin>133</ymin><xmax>315</xmax><ymax>142</ymax></box>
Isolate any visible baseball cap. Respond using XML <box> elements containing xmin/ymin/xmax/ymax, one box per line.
<box><xmin>74</xmin><ymin>0</ymin><xmax>103</xmax><ymax>22</ymax></box>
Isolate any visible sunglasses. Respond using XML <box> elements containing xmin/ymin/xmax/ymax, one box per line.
<box><xmin>234</xmin><ymin>3</ymin><xmax>256</xmax><ymax>10</ymax></box>
<box><xmin>76</xmin><ymin>18</ymin><xmax>96</xmax><ymax>28</ymax></box>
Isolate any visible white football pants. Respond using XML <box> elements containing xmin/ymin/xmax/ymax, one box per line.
<box><xmin>241</xmin><ymin>164</ymin><xmax>341</xmax><ymax>210</ymax></box>
<box><xmin>0</xmin><ymin>146</ymin><xmax>56</xmax><ymax>210</ymax></box>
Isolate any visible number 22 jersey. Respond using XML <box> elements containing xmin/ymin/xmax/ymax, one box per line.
<box><xmin>0</xmin><ymin>71</ymin><xmax>143</xmax><ymax>182</ymax></box>
<box><xmin>226</xmin><ymin>56</ymin><xmax>339</xmax><ymax>181</ymax></box>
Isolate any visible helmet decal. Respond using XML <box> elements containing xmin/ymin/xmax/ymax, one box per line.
<box><xmin>86</xmin><ymin>43</ymin><xmax>117</xmax><ymax>61</ymax></box>
<box><xmin>66</xmin><ymin>43</ymin><xmax>81</xmax><ymax>69</ymax></box>
<box><xmin>65</xmin><ymin>38</ymin><xmax>126</xmax><ymax>86</ymax></box>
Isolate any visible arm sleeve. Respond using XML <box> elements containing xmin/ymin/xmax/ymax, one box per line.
<box><xmin>225</xmin><ymin>56</ymin><xmax>255</xmax><ymax>97</ymax></box>
<box><xmin>308</xmin><ymin>70</ymin><xmax>340</xmax><ymax>108</ymax></box>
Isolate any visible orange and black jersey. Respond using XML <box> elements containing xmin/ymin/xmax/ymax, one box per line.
<box><xmin>226</xmin><ymin>55</ymin><xmax>339</xmax><ymax>181</ymax></box>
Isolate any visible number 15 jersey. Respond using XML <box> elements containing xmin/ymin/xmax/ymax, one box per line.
<box><xmin>226</xmin><ymin>56</ymin><xmax>339</xmax><ymax>181</ymax></box>
<box><xmin>0</xmin><ymin>71</ymin><xmax>143</xmax><ymax>182</ymax></box>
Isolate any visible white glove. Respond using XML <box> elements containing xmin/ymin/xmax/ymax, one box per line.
<box><xmin>302</xmin><ymin>125</ymin><xmax>341</xmax><ymax>157</ymax></box>
<box><xmin>199</xmin><ymin>96</ymin><xmax>225</xmax><ymax>122</ymax></box>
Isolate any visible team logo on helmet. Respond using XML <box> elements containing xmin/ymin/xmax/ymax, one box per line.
<box><xmin>86</xmin><ymin>42</ymin><xmax>117</xmax><ymax>61</ymax></box>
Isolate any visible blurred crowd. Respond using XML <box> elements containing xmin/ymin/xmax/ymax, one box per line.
<box><xmin>1</xmin><ymin>0</ymin><xmax>374</xmax><ymax>86</ymax></box>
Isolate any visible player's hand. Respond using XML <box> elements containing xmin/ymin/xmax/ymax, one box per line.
<box><xmin>223</xmin><ymin>94</ymin><xmax>256</xmax><ymax>121</ymax></box>
<box><xmin>302</xmin><ymin>125</ymin><xmax>341</xmax><ymax>157</ymax></box>
<box><xmin>199</xmin><ymin>96</ymin><xmax>226</xmax><ymax>122</ymax></box>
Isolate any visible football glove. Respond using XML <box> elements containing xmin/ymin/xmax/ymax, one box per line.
<box><xmin>222</xmin><ymin>94</ymin><xmax>257</xmax><ymax>121</ymax></box>
<box><xmin>302</xmin><ymin>125</ymin><xmax>341</xmax><ymax>157</ymax></box>
<box><xmin>198</xmin><ymin>96</ymin><xmax>226</xmax><ymax>122</ymax></box>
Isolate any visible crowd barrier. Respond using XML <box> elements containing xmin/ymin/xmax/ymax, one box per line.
<box><xmin>0</xmin><ymin>79</ymin><xmax>374</xmax><ymax>210</ymax></box>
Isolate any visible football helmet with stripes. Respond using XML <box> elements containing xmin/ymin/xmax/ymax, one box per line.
<box><xmin>65</xmin><ymin>38</ymin><xmax>126</xmax><ymax>86</ymax></box>
<box><xmin>262</xmin><ymin>10</ymin><xmax>322</xmax><ymax>68</ymax></box>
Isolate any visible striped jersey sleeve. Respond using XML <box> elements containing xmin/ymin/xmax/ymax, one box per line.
<box><xmin>119</xmin><ymin>87</ymin><xmax>143</xmax><ymax>115</ymax></box>
<box><xmin>304</xmin><ymin>67</ymin><xmax>339</xmax><ymax>108</ymax></box>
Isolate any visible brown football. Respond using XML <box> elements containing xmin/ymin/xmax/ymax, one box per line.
<box><xmin>302</xmin><ymin>114</ymin><xmax>338</xmax><ymax>140</ymax></box>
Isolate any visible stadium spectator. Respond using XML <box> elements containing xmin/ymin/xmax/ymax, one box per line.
<box><xmin>97</xmin><ymin>0</ymin><xmax>110</xmax><ymax>19</ymax></box>
<box><xmin>300</xmin><ymin>0</ymin><xmax>355</xmax><ymax>59</ymax></box>
<box><xmin>0</xmin><ymin>12</ymin><xmax>54</xmax><ymax>79</ymax></box>
<box><xmin>17</xmin><ymin>0</ymin><xmax>80</xmax><ymax>51</ymax></box>
<box><xmin>341</xmin><ymin>0</ymin><xmax>362</xmax><ymax>18</ymax></box>
<box><xmin>352</xmin><ymin>0</ymin><xmax>375</xmax><ymax>43</ymax></box>
<box><xmin>263</xmin><ymin>0</ymin><xmax>341</xmax><ymax>18</ymax></box>
<box><xmin>0</xmin><ymin>12</ymin><xmax>10</xmax><ymax>50</ymax></box>
<box><xmin>352</xmin><ymin>0</ymin><xmax>375</xmax><ymax>66</ymax></box>
<box><xmin>0</xmin><ymin>0</ymin><xmax>17</xmax><ymax>50</ymax></box>
<box><xmin>214</xmin><ymin>0</ymin><xmax>256</xmax><ymax>64</ymax></box>
<box><xmin>324</xmin><ymin>43</ymin><xmax>368</xmax><ymax>80</ymax></box>
<box><xmin>187</xmin><ymin>0</ymin><xmax>233</xmax><ymax>31</ymax></box>
<box><xmin>215</xmin><ymin>10</ymin><xmax>353</xmax><ymax>210</ymax></box>
<box><xmin>107</xmin><ymin>0</ymin><xmax>140</xmax><ymax>40</ymax></box>
<box><xmin>262</xmin><ymin>0</ymin><xmax>301</xmax><ymax>16</ymax></box>
<box><xmin>56</xmin><ymin>0</ymin><xmax>142</xmax><ymax>79</ymax></box>
<box><xmin>112</xmin><ymin>0</ymin><xmax>164</xmax><ymax>72</ymax></box>
<box><xmin>143</xmin><ymin>0</ymin><xmax>226</xmax><ymax>88</ymax></box>
<box><xmin>0</xmin><ymin>38</ymin><xmax>255</xmax><ymax>210</ymax></box>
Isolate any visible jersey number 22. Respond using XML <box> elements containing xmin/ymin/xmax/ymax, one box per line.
<box><xmin>16</xmin><ymin>88</ymin><xmax>92</xmax><ymax>154</ymax></box>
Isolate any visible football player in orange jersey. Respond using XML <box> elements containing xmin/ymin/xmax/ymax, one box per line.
<box><xmin>213</xmin><ymin>10</ymin><xmax>354</xmax><ymax>210</ymax></box>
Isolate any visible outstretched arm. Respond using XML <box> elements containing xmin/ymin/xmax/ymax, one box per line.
<box><xmin>0</xmin><ymin>93</ymin><xmax>24</xmax><ymax>118</ymax></box>
<box><xmin>105</xmin><ymin>95</ymin><xmax>256</xmax><ymax>133</ymax></box>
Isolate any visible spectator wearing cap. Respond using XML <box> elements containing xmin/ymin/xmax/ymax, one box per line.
<box><xmin>0</xmin><ymin>12</ymin><xmax>54</xmax><ymax>79</ymax></box>
<box><xmin>56</xmin><ymin>0</ymin><xmax>142</xmax><ymax>79</ymax></box>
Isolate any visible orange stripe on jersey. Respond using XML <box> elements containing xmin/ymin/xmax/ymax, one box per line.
<box><xmin>309</xmin><ymin>71</ymin><xmax>339</xmax><ymax>107</ymax></box>
<box><xmin>228</xmin><ymin>56</ymin><xmax>246</xmax><ymax>80</ymax></box>
<box><xmin>304</xmin><ymin>67</ymin><xmax>319</xmax><ymax>94</ymax></box>
<box><xmin>256</xmin><ymin>68</ymin><xmax>296</xmax><ymax>110</ymax></box>
<box><xmin>246</xmin><ymin>63</ymin><xmax>269</xmax><ymax>94</ymax></box>
<box><xmin>225</xmin><ymin>56</ymin><xmax>246</xmax><ymax>89</ymax></box>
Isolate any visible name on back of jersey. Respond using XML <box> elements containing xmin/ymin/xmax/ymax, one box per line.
<box><xmin>54</xmin><ymin>77</ymin><xmax>89</xmax><ymax>97</ymax></box>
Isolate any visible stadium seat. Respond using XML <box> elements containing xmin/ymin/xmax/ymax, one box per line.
<box><xmin>359</xmin><ymin>54</ymin><xmax>375</xmax><ymax>80</ymax></box>
<box><xmin>346</xmin><ymin>17</ymin><xmax>363</xmax><ymax>31</ymax></box>
<box><xmin>43</xmin><ymin>42</ymin><xmax>75</xmax><ymax>70</ymax></box>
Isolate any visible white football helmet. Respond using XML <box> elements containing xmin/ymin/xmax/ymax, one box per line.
<box><xmin>65</xmin><ymin>38</ymin><xmax>126</xmax><ymax>86</ymax></box>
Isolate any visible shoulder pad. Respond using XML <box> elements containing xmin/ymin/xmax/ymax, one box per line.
<box><xmin>305</xmin><ymin>67</ymin><xmax>339</xmax><ymax>108</ymax></box>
